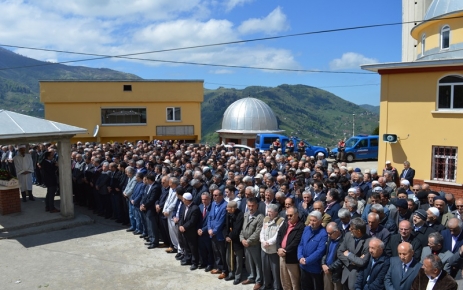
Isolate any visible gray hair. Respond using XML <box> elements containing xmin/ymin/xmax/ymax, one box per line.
<box><xmin>227</xmin><ymin>200</ymin><xmax>238</xmax><ymax>209</ymax></box>
<box><xmin>209</xmin><ymin>184</ymin><xmax>218</xmax><ymax>191</ymax></box>
<box><xmin>275</xmin><ymin>192</ymin><xmax>285</xmax><ymax>199</ymax></box>
<box><xmin>242</xmin><ymin>176</ymin><xmax>253</xmax><ymax>183</ymax></box>
<box><xmin>424</xmin><ymin>254</ymin><xmax>443</xmax><ymax>271</ymax></box>
<box><xmin>370</xmin><ymin>237</ymin><xmax>385</xmax><ymax>249</ymax></box>
<box><xmin>326</xmin><ymin>222</ymin><xmax>340</xmax><ymax>232</ymax></box>
<box><xmin>170</xmin><ymin>177</ymin><xmax>179</xmax><ymax>185</ymax></box>
<box><xmin>308</xmin><ymin>210</ymin><xmax>322</xmax><ymax>221</ymax></box>
<box><xmin>370</xmin><ymin>204</ymin><xmax>384</xmax><ymax>214</ymax></box>
<box><xmin>429</xmin><ymin>232</ymin><xmax>444</xmax><ymax>245</ymax></box>
<box><xmin>201</xmin><ymin>192</ymin><xmax>211</xmax><ymax>198</ymax></box>
<box><xmin>267</xmin><ymin>204</ymin><xmax>279</xmax><ymax>213</ymax></box>
<box><xmin>302</xmin><ymin>190</ymin><xmax>311</xmax><ymax>196</ymax></box>
<box><xmin>338</xmin><ymin>208</ymin><xmax>350</xmax><ymax>219</ymax></box>
<box><xmin>245</xmin><ymin>186</ymin><xmax>256</xmax><ymax>195</ymax></box>
<box><xmin>136</xmin><ymin>160</ymin><xmax>144</xmax><ymax>166</ymax></box>
<box><xmin>125</xmin><ymin>166</ymin><xmax>136</xmax><ymax>175</ymax></box>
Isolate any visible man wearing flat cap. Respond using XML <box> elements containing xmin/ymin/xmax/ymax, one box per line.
<box><xmin>14</xmin><ymin>144</ymin><xmax>35</xmax><ymax>202</ymax></box>
<box><xmin>412</xmin><ymin>209</ymin><xmax>436</xmax><ymax>248</ymax></box>
<box><xmin>433</xmin><ymin>196</ymin><xmax>454</xmax><ymax>227</ymax></box>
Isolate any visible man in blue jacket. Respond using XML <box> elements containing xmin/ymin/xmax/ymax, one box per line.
<box><xmin>355</xmin><ymin>238</ymin><xmax>390</xmax><ymax>290</ymax></box>
<box><xmin>297</xmin><ymin>210</ymin><xmax>328</xmax><ymax>290</ymax></box>
<box><xmin>207</xmin><ymin>188</ymin><xmax>228</xmax><ymax>278</ymax></box>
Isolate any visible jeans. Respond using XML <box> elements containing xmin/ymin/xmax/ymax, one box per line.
<box><xmin>128</xmin><ymin>199</ymin><xmax>136</xmax><ymax>230</ymax></box>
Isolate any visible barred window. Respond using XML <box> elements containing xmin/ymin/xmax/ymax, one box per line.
<box><xmin>431</xmin><ymin>146</ymin><xmax>457</xmax><ymax>182</ymax></box>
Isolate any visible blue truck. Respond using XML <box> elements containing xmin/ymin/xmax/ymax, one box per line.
<box><xmin>255</xmin><ymin>133</ymin><xmax>328</xmax><ymax>157</ymax></box>
<box><xmin>330</xmin><ymin>134</ymin><xmax>379</xmax><ymax>162</ymax></box>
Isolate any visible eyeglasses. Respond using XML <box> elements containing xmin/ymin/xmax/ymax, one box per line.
<box><xmin>286</xmin><ymin>214</ymin><xmax>293</xmax><ymax>218</ymax></box>
<box><xmin>327</xmin><ymin>231</ymin><xmax>335</xmax><ymax>235</ymax></box>
<box><xmin>213</xmin><ymin>194</ymin><xmax>219</xmax><ymax>197</ymax></box>
<box><xmin>456</xmin><ymin>205</ymin><xmax>463</xmax><ymax>208</ymax></box>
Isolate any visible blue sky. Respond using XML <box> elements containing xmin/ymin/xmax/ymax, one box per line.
<box><xmin>0</xmin><ymin>0</ymin><xmax>404</xmax><ymax>105</ymax></box>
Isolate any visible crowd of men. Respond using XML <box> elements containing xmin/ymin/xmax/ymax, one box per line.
<box><xmin>3</xmin><ymin>140</ymin><xmax>463</xmax><ymax>290</ymax></box>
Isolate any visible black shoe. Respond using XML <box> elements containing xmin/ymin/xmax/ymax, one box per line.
<box><xmin>147</xmin><ymin>244</ymin><xmax>158</xmax><ymax>249</ymax></box>
<box><xmin>133</xmin><ymin>231</ymin><xmax>141</xmax><ymax>235</ymax></box>
<box><xmin>175</xmin><ymin>254</ymin><xmax>184</xmax><ymax>261</ymax></box>
<box><xmin>144</xmin><ymin>242</ymin><xmax>152</xmax><ymax>245</ymax></box>
<box><xmin>205</xmin><ymin>265</ymin><xmax>213</xmax><ymax>272</ymax></box>
<box><xmin>126</xmin><ymin>228</ymin><xmax>135</xmax><ymax>232</ymax></box>
<box><xmin>233</xmin><ymin>280</ymin><xmax>240</xmax><ymax>285</ymax></box>
<box><xmin>190</xmin><ymin>264</ymin><xmax>198</xmax><ymax>271</ymax></box>
<box><xmin>140</xmin><ymin>235</ymin><xmax>147</xmax><ymax>239</ymax></box>
<box><xmin>198</xmin><ymin>264</ymin><xmax>207</xmax><ymax>269</ymax></box>
<box><xmin>181</xmin><ymin>260</ymin><xmax>191</xmax><ymax>266</ymax></box>
<box><xmin>224</xmin><ymin>275</ymin><xmax>235</xmax><ymax>281</ymax></box>
<box><xmin>174</xmin><ymin>252</ymin><xmax>182</xmax><ymax>258</ymax></box>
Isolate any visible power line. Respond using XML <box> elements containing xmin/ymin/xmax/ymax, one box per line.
<box><xmin>1</xmin><ymin>15</ymin><xmax>459</xmax><ymax>73</ymax></box>
<box><xmin>204</xmin><ymin>82</ymin><xmax>380</xmax><ymax>88</ymax></box>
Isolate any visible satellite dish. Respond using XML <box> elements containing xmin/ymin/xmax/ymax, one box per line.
<box><xmin>93</xmin><ymin>125</ymin><xmax>99</xmax><ymax>137</ymax></box>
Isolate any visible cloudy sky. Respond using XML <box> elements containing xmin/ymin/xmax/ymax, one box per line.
<box><xmin>0</xmin><ymin>0</ymin><xmax>403</xmax><ymax>105</ymax></box>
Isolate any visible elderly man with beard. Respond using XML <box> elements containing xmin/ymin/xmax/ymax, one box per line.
<box><xmin>297</xmin><ymin>210</ymin><xmax>328</xmax><ymax>290</ymax></box>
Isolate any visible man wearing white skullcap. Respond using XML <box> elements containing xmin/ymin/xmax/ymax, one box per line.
<box><xmin>13</xmin><ymin>144</ymin><xmax>35</xmax><ymax>202</ymax></box>
<box><xmin>179</xmin><ymin>192</ymin><xmax>201</xmax><ymax>270</ymax></box>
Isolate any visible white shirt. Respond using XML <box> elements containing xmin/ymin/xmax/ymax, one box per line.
<box><xmin>426</xmin><ymin>270</ymin><xmax>442</xmax><ymax>290</ymax></box>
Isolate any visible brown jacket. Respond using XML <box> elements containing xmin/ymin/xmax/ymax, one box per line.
<box><xmin>411</xmin><ymin>268</ymin><xmax>458</xmax><ymax>290</ymax></box>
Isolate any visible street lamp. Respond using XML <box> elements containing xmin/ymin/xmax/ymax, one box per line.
<box><xmin>352</xmin><ymin>113</ymin><xmax>355</xmax><ymax>136</ymax></box>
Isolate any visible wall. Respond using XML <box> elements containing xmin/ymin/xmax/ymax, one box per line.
<box><xmin>40</xmin><ymin>81</ymin><xmax>203</xmax><ymax>143</ymax></box>
<box><xmin>378</xmin><ymin>69</ymin><xmax>463</xmax><ymax>185</ymax></box>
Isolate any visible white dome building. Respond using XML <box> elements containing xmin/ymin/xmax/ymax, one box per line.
<box><xmin>216</xmin><ymin>97</ymin><xmax>284</xmax><ymax>146</ymax></box>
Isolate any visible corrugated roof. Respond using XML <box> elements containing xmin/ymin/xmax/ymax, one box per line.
<box><xmin>0</xmin><ymin>110</ymin><xmax>87</xmax><ymax>139</ymax></box>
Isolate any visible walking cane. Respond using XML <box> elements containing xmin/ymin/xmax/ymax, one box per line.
<box><xmin>230</xmin><ymin>227</ymin><xmax>234</xmax><ymax>273</ymax></box>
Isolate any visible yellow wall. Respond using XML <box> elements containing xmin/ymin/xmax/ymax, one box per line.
<box><xmin>378</xmin><ymin>70</ymin><xmax>463</xmax><ymax>183</ymax></box>
<box><xmin>413</xmin><ymin>11</ymin><xmax>463</xmax><ymax>54</ymax></box>
<box><xmin>40</xmin><ymin>81</ymin><xmax>203</xmax><ymax>143</ymax></box>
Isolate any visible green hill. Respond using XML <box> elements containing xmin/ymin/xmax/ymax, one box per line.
<box><xmin>0</xmin><ymin>47</ymin><xmax>141</xmax><ymax>116</ymax></box>
<box><xmin>202</xmin><ymin>85</ymin><xmax>379</xmax><ymax>146</ymax></box>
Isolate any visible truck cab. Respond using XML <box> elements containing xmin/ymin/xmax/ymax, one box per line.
<box><xmin>330</xmin><ymin>134</ymin><xmax>379</xmax><ymax>162</ymax></box>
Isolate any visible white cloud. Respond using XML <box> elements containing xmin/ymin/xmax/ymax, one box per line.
<box><xmin>209</xmin><ymin>69</ymin><xmax>234</xmax><ymax>74</ymax></box>
<box><xmin>225</xmin><ymin>0</ymin><xmax>254</xmax><ymax>12</ymax></box>
<box><xmin>0</xmin><ymin>1</ymin><xmax>300</xmax><ymax>74</ymax></box>
<box><xmin>329</xmin><ymin>52</ymin><xmax>378</xmax><ymax>70</ymax></box>
<box><xmin>238</xmin><ymin>6</ymin><xmax>289</xmax><ymax>35</ymax></box>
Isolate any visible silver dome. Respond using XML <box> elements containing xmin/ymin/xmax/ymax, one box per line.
<box><xmin>424</xmin><ymin>0</ymin><xmax>463</xmax><ymax>20</ymax></box>
<box><xmin>217</xmin><ymin>98</ymin><xmax>284</xmax><ymax>134</ymax></box>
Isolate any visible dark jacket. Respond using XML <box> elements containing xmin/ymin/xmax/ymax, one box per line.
<box><xmin>411</xmin><ymin>268</ymin><xmax>458</xmax><ymax>290</ymax></box>
<box><xmin>385</xmin><ymin>233</ymin><xmax>422</xmax><ymax>260</ymax></box>
<box><xmin>140</xmin><ymin>182</ymin><xmax>161</xmax><ymax>211</ymax></box>
<box><xmin>40</xmin><ymin>159</ymin><xmax>58</xmax><ymax>187</ymax></box>
<box><xmin>321</xmin><ymin>236</ymin><xmax>344</xmax><ymax>282</ymax></box>
<box><xmin>276</xmin><ymin>218</ymin><xmax>305</xmax><ymax>264</ymax></box>
<box><xmin>179</xmin><ymin>203</ymin><xmax>201</xmax><ymax>235</ymax></box>
<box><xmin>223</xmin><ymin>209</ymin><xmax>244</xmax><ymax>250</ymax></box>
<box><xmin>411</xmin><ymin>224</ymin><xmax>436</xmax><ymax>248</ymax></box>
<box><xmin>96</xmin><ymin>171</ymin><xmax>110</xmax><ymax>195</ymax></box>
<box><xmin>355</xmin><ymin>253</ymin><xmax>390</xmax><ymax>290</ymax></box>
<box><xmin>441</xmin><ymin>228</ymin><xmax>463</xmax><ymax>254</ymax></box>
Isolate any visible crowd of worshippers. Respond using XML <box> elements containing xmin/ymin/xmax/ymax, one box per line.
<box><xmin>5</xmin><ymin>140</ymin><xmax>463</xmax><ymax>290</ymax></box>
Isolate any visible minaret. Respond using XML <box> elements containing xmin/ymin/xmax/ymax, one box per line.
<box><xmin>402</xmin><ymin>0</ymin><xmax>433</xmax><ymax>61</ymax></box>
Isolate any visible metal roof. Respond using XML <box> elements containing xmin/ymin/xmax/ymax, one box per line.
<box><xmin>39</xmin><ymin>79</ymin><xmax>204</xmax><ymax>83</ymax></box>
<box><xmin>217</xmin><ymin>98</ymin><xmax>284</xmax><ymax>134</ymax></box>
<box><xmin>0</xmin><ymin>110</ymin><xmax>87</xmax><ymax>139</ymax></box>
<box><xmin>361</xmin><ymin>58</ymin><xmax>463</xmax><ymax>73</ymax></box>
<box><xmin>424</xmin><ymin>0</ymin><xmax>463</xmax><ymax>20</ymax></box>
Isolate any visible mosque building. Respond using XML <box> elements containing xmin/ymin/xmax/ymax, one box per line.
<box><xmin>216</xmin><ymin>97</ymin><xmax>284</xmax><ymax>147</ymax></box>
<box><xmin>362</xmin><ymin>0</ymin><xmax>463</xmax><ymax>196</ymax></box>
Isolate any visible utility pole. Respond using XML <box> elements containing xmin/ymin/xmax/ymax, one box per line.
<box><xmin>352</xmin><ymin>113</ymin><xmax>355</xmax><ymax>136</ymax></box>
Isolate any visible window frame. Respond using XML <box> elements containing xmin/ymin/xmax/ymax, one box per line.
<box><xmin>437</xmin><ymin>75</ymin><xmax>463</xmax><ymax>110</ymax></box>
<box><xmin>166</xmin><ymin>107</ymin><xmax>181</xmax><ymax>122</ymax></box>
<box><xmin>101</xmin><ymin>107</ymin><xmax>147</xmax><ymax>126</ymax></box>
<box><xmin>421</xmin><ymin>33</ymin><xmax>426</xmax><ymax>56</ymax></box>
<box><xmin>431</xmin><ymin>146</ymin><xmax>457</xmax><ymax>182</ymax></box>
<box><xmin>440</xmin><ymin>25</ymin><xmax>450</xmax><ymax>50</ymax></box>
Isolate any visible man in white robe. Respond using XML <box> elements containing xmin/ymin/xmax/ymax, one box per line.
<box><xmin>14</xmin><ymin>145</ymin><xmax>35</xmax><ymax>202</ymax></box>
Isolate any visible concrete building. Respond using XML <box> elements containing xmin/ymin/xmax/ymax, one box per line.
<box><xmin>40</xmin><ymin>80</ymin><xmax>203</xmax><ymax>144</ymax></box>
<box><xmin>216</xmin><ymin>97</ymin><xmax>284</xmax><ymax>147</ymax></box>
<box><xmin>402</xmin><ymin>0</ymin><xmax>433</xmax><ymax>62</ymax></box>
<box><xmin>363</xmin><ymin>0</ymin><xmax>463</xmax><ymax>197</ymax></box>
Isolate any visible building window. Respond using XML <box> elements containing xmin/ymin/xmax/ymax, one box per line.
<box><xmin>431</xmin><ymin>146</ymin><xmax>457</xmax><ymax>182</ymax></box>
<box><xmin>437</xmin><ymin>75</ymin><xmax>463</xmax><ymax>109</ymax></box>
<box><xmin>166</xmin><ymin>107</ymin><xmax>181</xmax><ymax>122</ymax></box>
<box><xmin>123</xmin><ymin>85</ymin><xmax>132</xmax><ymax>91</ymax></box>
<box><xmin>156</xmin><ymin>125</ymin><xmax>193</xmax><ymax>135</ymax></box>
<box><xmin>421</xmin><ymin>34</ymin><xmax>426</xmax><ymax>55</ymax></box>
<box><xmin>441</xmin><ymin>25</ymin><xmax>450</xmax><ymax>49</ymax></box>
<box><xmin>101</xmin><ymin>108</ymin><xmax>146</xmax><ymax>125</ymax></box>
